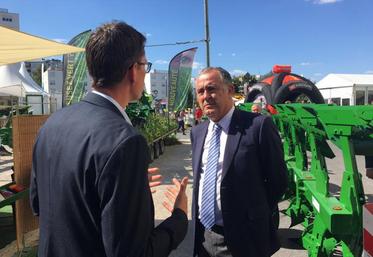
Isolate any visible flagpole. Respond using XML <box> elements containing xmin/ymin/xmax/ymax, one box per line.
<box><xmin>204</xmin><ymin>0</ymin><xmax>210</xmax><ymax>67</ymax></box>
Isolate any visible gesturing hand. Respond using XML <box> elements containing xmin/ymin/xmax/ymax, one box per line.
<box><xmin>148</xmin><ymin>167</ymin><xmax>162</xmax><ymax>193</ymax></box>
<box><xmin>163</xmin><ymin>176</ymin><xmax>188</xmax><ymax>215</ymax></box>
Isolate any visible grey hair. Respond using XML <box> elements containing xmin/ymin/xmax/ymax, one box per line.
<box><xmin>199</xmin><ymin>67</ymin><xmax>232</xmax><ymax>85</ymax></box>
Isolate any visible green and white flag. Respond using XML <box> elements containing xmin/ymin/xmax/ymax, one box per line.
<box><xmin>168</xmin><ymin>47</ymin><xmax>197</xmax><ymax>112</ymax></box>
<box><xmin>62</xmin><ymin>30</ymin><xmax>91</xmax><ymax>106</ymax></box>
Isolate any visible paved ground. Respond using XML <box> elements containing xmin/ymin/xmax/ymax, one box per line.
<box><xmin>1</xmin><ymin>126</ymin><xmax>372</xmax><ymax>256</ymax></box>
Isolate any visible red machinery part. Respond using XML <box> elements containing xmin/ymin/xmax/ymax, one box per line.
<box><xmin>363</xmin><ymin>203</ymin><xmax>373</xmax><ymax>257</ymax></box>
<box><xmin>272</xmin><ymin>64</ymin><xmax>292</xmax><ymax>74</ymax></box>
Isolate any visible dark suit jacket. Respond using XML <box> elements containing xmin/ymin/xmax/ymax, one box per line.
<box><xmin>191</xmin><ymin>109</ymin><xmax>288</xmax><ymax>257</ymax></box>
<box><xmin>30</xmin><ymin>93</ymin><xmax>187</xmax><ymax>257</ymax></box>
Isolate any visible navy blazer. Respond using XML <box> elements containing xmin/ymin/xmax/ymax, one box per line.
<box><xmin>30</xmin><ymin>92</ymin><xmax>187</xmax><ymax>257</ymax></box>
<box><xmin>191</xmin><ymin>108</ymin><xmax>288</xmax><ymax>257</ymax></box>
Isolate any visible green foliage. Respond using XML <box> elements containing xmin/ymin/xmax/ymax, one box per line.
<box><xmin>164</xmin><ymin>134</ymin><xmax>181</xmax><ymax>146</ymax></box>
<box><xmin>126</xmin><ymin>92</ymin><xmax>153</xmax><ymax>127</ymax></box>
<box><xmin>138</xmin><ymin>114</ymin><xmax>177</xmax><ymax>144</ymax></box>
<box><xmin>232</xmin><ymin>72</ymin><xmax>257</xmax><ymax>93</ymax></box>
<box><xmin>0</xmin><ymin>106</ymin><xmax>31</xmax><ymax>117</ymax></box>
<box><xmin>31</xmin><ymin>65</ymin><xmax>42</xmax><ymax>86</ymax></box>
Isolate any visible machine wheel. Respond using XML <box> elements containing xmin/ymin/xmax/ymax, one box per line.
<box><xmin>153</xmin><ymin>141</ymin><xmax>160</xmax><ymax>159</ymax></box>
<box><xmin>273</xmin><ymin>82</ymin><xmax>324</xmax><ymax>104</ymax></box>
<box><xmin>245</xmin><ymin>83</ymin><xmax>273</xmax><ymax>104</ymax></box>
<box><xmin>159</xmin><ymin>139</ymin><xmax>165</xmax><ymax>155</ymax></box>
<box><xmin>149</xmin><ymin>144</ymin><xmax>154</xmax><ymax>162</ymax></box>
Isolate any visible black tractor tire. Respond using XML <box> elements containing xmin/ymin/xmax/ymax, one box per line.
<box><xmin>273</xmin><ymin>82</ymin><xmax>324</xmax><ymax>104</ymax></box>
<box><xmin>245</xmin><ymin>83</ymin><xmax>274</xmax><ymax>104</ymax></box>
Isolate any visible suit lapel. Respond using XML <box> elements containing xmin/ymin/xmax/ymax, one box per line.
<box><xmin>193</xmin><ymin>122</ymin><xmax>209</xmax><ymax>179</ymax></box>
<box><xmin>222</xmin><ymin>109</ymin><xmax>242</xmax><ymax>180</ymax></box>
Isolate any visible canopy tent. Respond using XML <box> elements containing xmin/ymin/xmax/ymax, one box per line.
<box><xmin>0</xmin><ymin>25</ymin><xmax>84</xmax><ymax>66</ymax></box>
<box><xmin>0</xmin><ymin>63</ymin><xmax>48</xmax><ymax>97</ymax></box>
<box><xmin>316</xmin><ymin>74</ymin><xmax>373</xmax><ymax>105</ymax></box>
<box><xmin>19</xmin><ymin>62</ymin><xmax>49</xmax><ymax>96</ymax></box>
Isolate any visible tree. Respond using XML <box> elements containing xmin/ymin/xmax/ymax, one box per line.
<box><xmin>232</xmin><ymin>72</ymin><xmax>258</xmax><ymax>94</ymax></box>
<box><xmin>31</xmin><ymin>64</ymin><xmax>42</xmax><ymax>86</ymax></box>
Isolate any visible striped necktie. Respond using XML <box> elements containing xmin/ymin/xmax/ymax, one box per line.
<box><xmin>200</xmin><ymin>123</ymin><xmax>222</xmax><ymax>230</ymax></box>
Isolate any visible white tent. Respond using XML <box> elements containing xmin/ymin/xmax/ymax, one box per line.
<box><xmin>316</xmin><ymin>74</ymin><xmax>373</xmax><ymax>105</ymax></box>
<box><xmin>0</xmin><ymin>62</ymin><xmax>50</xmax><ymax>114</ymax></box>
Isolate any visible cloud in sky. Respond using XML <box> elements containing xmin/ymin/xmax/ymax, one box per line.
<box><xmin>300</xmin><ymin>62</ymin><xmax>311</xmax><ymax>66</ymax></box>
<box><xmin>155</xmin><ymin>59</ymin><xmax>168</xmax><ymax>65</ymax></box>
<box><xmin>231</xmin><ymin>53</ymin><xmax>236</xmax><ymax>57</ymax></box>
<box><xmin>218</xmin><ymin>53</ymin><xmax>222</xmax><ymax>57</ymax></box>
<box><xmin>52</xmin><ymin>38</ymin><xmax>67</xmax><ymax>43</ymax></box>
<box><xmin>146</xmin><ymin>33</ymin><xmax>152</xmax><ymax>37</ymax></box>
<box><xmin>307</xmin><ymin>0</ymin><xmax>342</xmax><ymax>4</ymax></box>
<box><xmin>230</xmin><ymin>69</ymin><xmax>246</xmax><ymax>76</ymax></box>
<box><xmin>193</xmin><ymin>61</ymin><xmax>204</xmax><ymax>70</ymax></box>
<box><xmin>365</xmin><ymin>70</ymin><xmax>373</xmax><ymax>74</ymax></box>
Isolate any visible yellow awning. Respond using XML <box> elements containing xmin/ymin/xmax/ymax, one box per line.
<box><xmin>0</xmin><ymin>25</ymin><xmax>85</xmax><ymax>66</ymax></box>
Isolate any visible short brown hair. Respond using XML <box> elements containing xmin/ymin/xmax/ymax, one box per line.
<box><xmin>86</xmin><ymin>21</ymin><xmax>146</xmax><ymax>88</ymax></box>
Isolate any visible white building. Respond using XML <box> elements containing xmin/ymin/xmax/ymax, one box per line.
<box><xmin>144</xmin><ymin>70</ymin><xmax>168</xmax><ymax>109</ymax></box>
<box><xmin>42</xmin><ymin>66</ymin><xmax>63</xmax><ymax>111</ymax></box>
<box><xmin>0</xmin><ymin>8</ymin><xmax>19</xmax><ymax>30</ymax></box>
<box><xmin>316</xmin><ymin>74</ymin><xmax>373</xmax><ymax>105</ymax></box>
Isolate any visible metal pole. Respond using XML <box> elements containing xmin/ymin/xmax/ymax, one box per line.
<box><xmin>204</xmin><ymin>0</ymin><xmax>210</xmax><ymax>67</ymax></box>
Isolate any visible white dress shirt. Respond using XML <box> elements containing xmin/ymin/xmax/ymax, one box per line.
<box><xmin>198</xmin><ymin>106</ymin><xmax>235</xmax><ymax>226</ymax></box>
<box><xmin>92</xmin><ymin>90</ymin><xmax>133</xmax><ymax>126</ymax></box>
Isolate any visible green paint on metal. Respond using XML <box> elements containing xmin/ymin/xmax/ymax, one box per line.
<box><xmin>239</xmin><ymin>103</ymin><xmax>373</xmax><ymax>257</ymax></box>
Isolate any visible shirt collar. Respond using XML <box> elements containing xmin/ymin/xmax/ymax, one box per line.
<box><xmin>91</xmin><ymin>90</ymin><xmax>133</xmax><ymax>126</ymax></box>
<box><xmin>209</xmin><ymin>106</ymin><xmax>235</xmax><ymax>132</ymax></box>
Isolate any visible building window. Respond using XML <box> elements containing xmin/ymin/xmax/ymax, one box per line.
<box><xmin>342</xmin><ymin>98</ymin><xmax>350</xmax><ymax>106</ymax></box>
<box><xmin>368</xmin><ymin>90</ymin><xmax>373</xmax><ymax>105</ymax></box>
<box><xmin>331</xmin><ymin>97</ymin><xmax>341</xmax><ymax>105</ymax></box>
<box><xmin>49</xmin><ymin>80</ymin><xmax>55</xmax><ymax>86</ymax></box>
<box><xmin>355</xmin><ymin>90</ymin><xmax>365</xmax><ymax>105</ymax></box>
<box><xmin>2</xmin><ymin>17</ymin><xmax>13</xmax><ymax>22</ymax></box>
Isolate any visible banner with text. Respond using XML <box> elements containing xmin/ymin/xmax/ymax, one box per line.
<box><xmin>62</xmin><ymin>30</ymin><xmax>91</xmax><ymax>106</ymax></box>
<box><xmin>168</xmin><ymin>47</ymin><xmax>197</xmax><ymax>112</ymax></box>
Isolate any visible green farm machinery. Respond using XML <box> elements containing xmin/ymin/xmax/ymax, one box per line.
<box><xmin>240</xmin><ymin>102</ymin><xmax>373</xmax><ymax>256</ymax></box>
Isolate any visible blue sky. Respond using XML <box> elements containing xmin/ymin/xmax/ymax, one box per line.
<box><xmin>2</xmin><ymin>0</ymin><xmax>373</xmax><ymax>81</ymax></box>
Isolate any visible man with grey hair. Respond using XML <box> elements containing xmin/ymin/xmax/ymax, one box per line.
<box><xmin>191</xmin><ymin>67</ymin><xmax>288</xmax><ymax>256</ymax></box>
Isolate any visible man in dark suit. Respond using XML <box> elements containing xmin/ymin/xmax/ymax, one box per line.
<box><xmin>191</xmin><ymin>67</ymin><xmax>288</xmax><ymax>257</ymax></box>
<box><xmin>30</xmin><ymin>21</ymin><xmax>188</xmax><ymax>257</ymax></box>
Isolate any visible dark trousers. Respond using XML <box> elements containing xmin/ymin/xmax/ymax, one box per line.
<box><xmin>196</xmin><ymin>220</ymin><xmax>232</xmax><ymax>257</ymax></box>
<box><xmin>177</xmin><ymin>120</ymin><xmax>185</xmax><ymax>134</ymax></box>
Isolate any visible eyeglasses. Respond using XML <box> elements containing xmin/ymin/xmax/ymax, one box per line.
<box><xmin>137</xmin><ymin>61</ymin><xmax>152</xmax><ymax>73</ymax></box>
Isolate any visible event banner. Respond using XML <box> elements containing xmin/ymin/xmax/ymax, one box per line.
<box><xmin>62</xmin><ymin>30</ymin><xmax>91</xmax><ymax>106</ymax></box>
<box><xmin>168</xmin><ymin>47</ymin><xmax>198</xmax><ymax>112</ymax></box>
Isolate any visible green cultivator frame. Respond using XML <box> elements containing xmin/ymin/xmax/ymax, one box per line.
<box><xmin>240</xmin><ymin>103</ymin><xmax>373</xmax><ymax>257</ymax></box>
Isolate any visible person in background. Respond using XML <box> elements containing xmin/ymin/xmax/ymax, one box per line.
<box><xmin>30</xmin><ymin>21</ymin><xmax>188</xmax><ymax>257</ymax></box>
<box><xmin>191</xmin><ymin>67</ymin><xmax>288</xmax><ymax>257</ymax></box>
<box><xmin>195</xmin><ymin>106</ymin><xmax>203</xmax><ymax>125</ymax></box>
<box><xmin>177</xmin><ymin>109</ymin><xmax>186</xmax><ymax>135</ymax></box>
<box><xmin>251</xmin><ymin>103</ymin><xmax>262</xmax><ymax>113</ymax></box>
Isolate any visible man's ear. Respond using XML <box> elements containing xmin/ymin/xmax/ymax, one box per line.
<box><xmin>228</xmin><ymin>83</ymin><xmax>235</xmax><ymax>94</ymax></box>
<box><xmin>127</xmin><ymin>65</ymin><xmax>136</xmax><ymax>84</ymax></box>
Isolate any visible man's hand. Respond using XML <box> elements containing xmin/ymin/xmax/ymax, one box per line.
<box><xmin>148</xmin><ymin>167</ymin><xmax>162</xmax><ymax>193</ymax></box>
<box><xmin>163</xmin><ymin>177</ymin><xmax>188</xmax><ymax>215</ymax></box>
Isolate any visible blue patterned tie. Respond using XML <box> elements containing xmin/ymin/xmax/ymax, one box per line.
<box><xmin>200</xmin><ymin>123</ymin><xmax>222</xmax><ymax>230</ymax></box>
